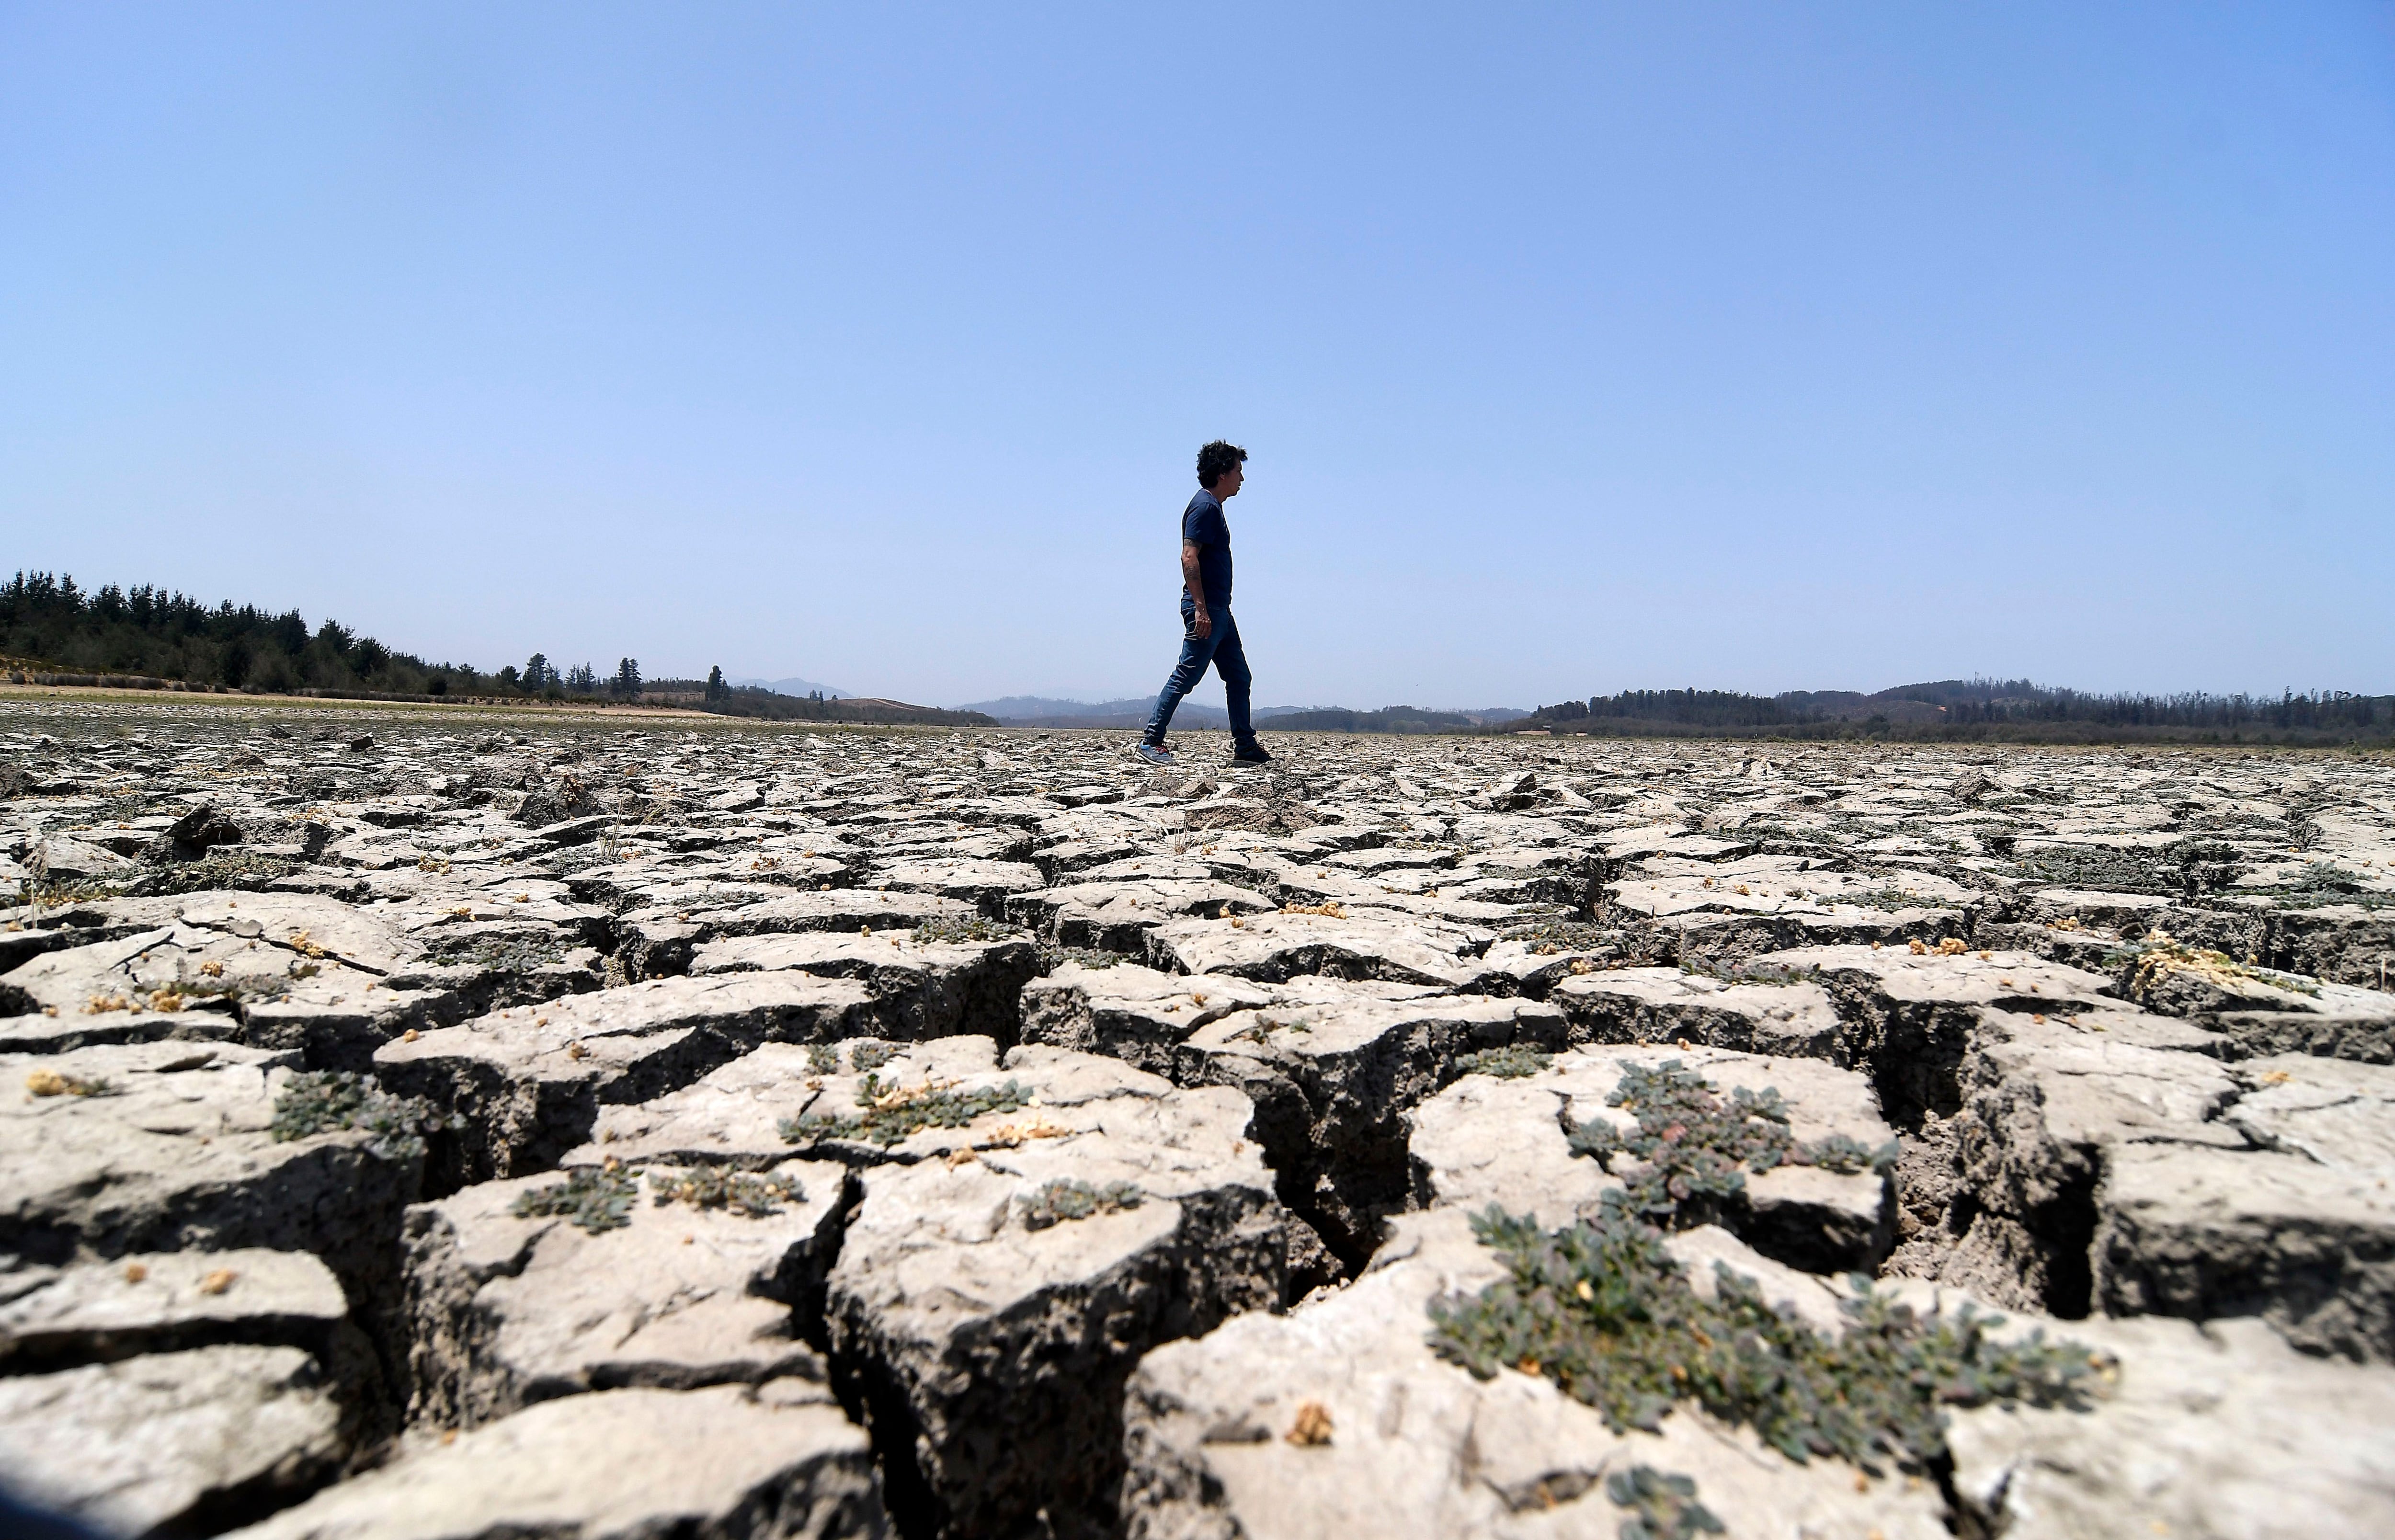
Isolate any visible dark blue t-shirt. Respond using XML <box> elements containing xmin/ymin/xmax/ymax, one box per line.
<box><xmin>1183</xmin><ymin>490</ymin><xmax>1232</xmax><ymax>608</ymax></box>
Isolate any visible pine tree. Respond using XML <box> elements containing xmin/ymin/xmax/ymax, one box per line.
<box><xmin>705</xmin><ymin>665</ymin><xmax>727</xmax><ymax>701</ymax></box>
<box><xmin>526</xmin><ymin>652</ymin><xmax>551</xmax><ymax>690</ymax></box>
<box><xmin>614</xmin><ymin>658</ymin><xmax>642</xmax><ymax>698</ymax></box>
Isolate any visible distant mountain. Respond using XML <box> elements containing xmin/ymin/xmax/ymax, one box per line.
<box><xmin>954</xmin><ymin>695</ymin><xmax>1529</xmax><ymax>730</ymax></box>
<box><xmin>956</xmin><ymin>696</ymin><xmax>1153</xmax><ymax>719</ymax></box>
<box><xmin>958</xmin><ymin>695</ymin><xmax>1217</xmax><ymax>728</ymax></box>
<box><xmin>959</xmin><ymin>696</ymin><xmax>1232</xmax><ymax>729</ymax></box>
<box><xmin>731</xmin><ymin>675</ymin><xmax>851</xmax><ymax>700</ymax></box>
<box><xmin>702</xmin><ymin>689</ymin><xmax>993</xmax><ymax>727</ymax></box>
<box><xmin>1260</xmin><ymin>705</ymin><xmax>1481</xmax><ymax>734</ymax></box>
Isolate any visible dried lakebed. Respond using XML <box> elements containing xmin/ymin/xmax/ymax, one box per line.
<box><xmin>2</xmin><ymin>704</ymin><xmax>2393</xmax><ymax>1539</ymax></box>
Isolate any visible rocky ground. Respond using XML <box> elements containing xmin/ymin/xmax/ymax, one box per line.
<box><xmin>2</xmin><ymin>702</ymin><xmax>2392</xmax><ymax>1539</ymax></box>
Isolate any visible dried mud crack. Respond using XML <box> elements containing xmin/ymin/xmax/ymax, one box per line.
<box><xmin>2</xmin><ymin>706</ymin><xmax>2393</xmax><ymax>1538</ymax></box>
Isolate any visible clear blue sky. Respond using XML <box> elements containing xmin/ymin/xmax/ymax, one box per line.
<box><xmin>4</xmin><ymin>3</ymin><xmax>2390</xmax><ymax>708</ymax></box>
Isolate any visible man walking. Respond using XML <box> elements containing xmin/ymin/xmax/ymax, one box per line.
<box><xmin>1138</xmin><ymin>440</ymin><xmax>1270</xmax><ymax>767</ymax></box>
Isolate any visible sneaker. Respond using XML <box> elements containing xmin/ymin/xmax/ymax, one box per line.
<box><xmin>1231</xmin><ymin>741</ymin><xmax>1273</xmax><ymax>765</ymax></box>
<box><xmin>1135</xmin><ymin>740</ymin><xmax>1177</xmax><ymax>767</ymax></box>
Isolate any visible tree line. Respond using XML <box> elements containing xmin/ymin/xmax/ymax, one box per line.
<box><xmin>5</xmin><ymin>570</ymin><xmax>653</xmax><ymax>703</ymax></box>
<box><xmin>1517</xmin><ymin>679</ymin><xmax>2395</xmax><ymax>745</ymax></box>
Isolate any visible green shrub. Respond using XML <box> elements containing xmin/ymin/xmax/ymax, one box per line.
<box><xmin>648</xmin><ymin>1167</ymin><xmax>803</xmax><ymax>1218</ymax></box>
<box><xmin>1836</xmin><ymin>887</ymin><xmax>1944</xmax><ymax>914</ymax></box>
<box><xmin>2124</xmin><ymin>935</ymin><xmax>2321</xmax><ymax>999</ymax></box>
<box><xmin>1677</xmin><ymin>958</ymin><xmax>1821</xmax><ymax>987</ymax></box>
<box><xmin>1565</xmin><ymin>1061</ymin><xmax>1793</xmax><ymax>1222</ymax></box>
<box><xmin>1037</xmin><ymin>945</ymin><xmax>1124</xmax><ymax>972</ymax></box>
<box><xmin>1607</xmin><ymin>1467</ymin><xmax>1723</xmax><ymax>1540</ymax></box>
<box><xmin>913</xmin><ymin>915</ymin><xmax>1021</xmax><ymax>946</ymax></box>
<box><xmin>1455</xmin><ymin>1044</ymin><xmax>1553</xmax><ymax>1080</ymax></box>
<box><xmin>420</xmin><ymin>932</ymin><xmax>569</xmax><ymax>971</ymax></box>
<box><xmin>1428</xmin><ymin>1203</ymin><xmax>2097</xmax><ymax>1473</ymax></box>
<box><xmin>779</xmin><ymin>1073</ymin><xmax>1030</xmax><ymax>1148</ymax></box>
<box><xmin>1021</xmin><ymin>1178</ymin><xmax>1144</xmax><ymax>1229</ymax></box>
<box><xmin>1797</xmin><ymin>1131</ymin><xmax>1902</xmax><ymax>1176</ymax></box>
<box><xmin>24</xmin><ymin>1069</ymin><xmax>114</xmax><ymax>1098</ymax></box>
<box><xmin>1566</xmin><ymin>1061</ymin><xmax>1898</xmax><ymax>1223</ymax></box>
<box><xmin>511</xmin><ymin>1165</ymin><xmax>638</xmax><ymax>1234</ymax></box>
<box><xmin>1499</xmin><ymin>920</ymin><xmax>1616</xmax><ymax>957</ymax></box>
<box><xmin>269</xmin><ymin>1071</ymin><xmax>455</xmax><ymax>1162</ymax></box>
<box><xmin>131</xmin><ymin>851</ymin><xmax>300</xmax><ymax>897</ymax></box>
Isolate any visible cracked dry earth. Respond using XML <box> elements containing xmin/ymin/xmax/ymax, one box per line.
<box><xmin>3</xmin><ymin>706</ymin><xmax>2394</xmax><ymax>1540</ymax></box>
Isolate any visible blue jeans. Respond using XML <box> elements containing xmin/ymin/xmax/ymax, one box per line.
<box><xmin>1145</xmin><ymin>599</ymin><xmax>1253</xmax><ymax>744</ymax></box>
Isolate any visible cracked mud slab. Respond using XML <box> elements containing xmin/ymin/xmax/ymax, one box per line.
<box><xmin>404</xmin><ymin>1154</ymin><xmax>848</xmax><ymax>1426</ymax></box>
<box><xmin>227</xmin><ymin>1381</ymin><xmax>884</xmax><ymax>1540</ymax></box>
<box><xmin>6</xmin><ymin>709</ymin><xmax>2394</xmax><ymax>1535</ymax></box>
<box><xmin>1406</xmin><ymin>1041</ymin><xmax>1897</xmax><ymax>1274</ymax></box>
<box><xmin>818</xmin><ymin>1043</ymin><xmax>1316</xmax><ymax>1539</ymax></box>
<box><xmin>1120</xmin><ymin>1208</ymin><xmax>1954</xmax><ymax>1540</ymax></box>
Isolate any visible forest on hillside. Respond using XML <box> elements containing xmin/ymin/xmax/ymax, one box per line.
<box><xmin>0</xmin><ymin>571</ymin><xmax>977</xmax><ymax>724</ymax></box>
<box><xmin>1514</xmin><ymin>680</ymin><xmax>2395</xmax><ymax>746</ymax></box>
<box><xmin>1</xmin><ymin>570</ymin><xmax>535</xmax><ymax>697</ymax></box>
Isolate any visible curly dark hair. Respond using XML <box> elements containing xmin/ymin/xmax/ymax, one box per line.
<box><xmin>1197</xmin><ymin>440</ymin><xmax>1248</xmax><ymax>489</ymax></box>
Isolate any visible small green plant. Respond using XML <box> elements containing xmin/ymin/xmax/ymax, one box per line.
<box><xmin>2009</xmin><ymin>841</ymin><xmax>2238</xmax><ymax>901</ymax></box>
<box><xmin>2125</xmin><ymin>935</ymin><xmax>2321</xmax><ymax>999</ymax></box>
<box><xmin>778</xmin><ymin>1074</ymin><xmax>1031</xmax><ymax>1148</ymax></box>
<box><xmin>24</xmin><ymin>1068</ymin><xmax>114</xmax><ymax>1098</ymax></box>
<box><xmin>129</xmin><ymin>852</ymin><xmax>301</xmax><ymax>898</ymax></box>
<box><xmin>2249</xmin><ymin>883</ymin><xmax>2395</xmax><ymax>913</ymax></box>
<box><xmin>848</xmin><ymin>1040</ymin><xmax>896</xmax><ymax>1072</ymax></box>
<box><xmin>1499</xmin><ymin>919</ymin><xmax>1615</xmax><ymax>957</ymax></box>
<box><xmin>1565</xmin><ymin>1061</ymin><xmax>1794</xmax><ymax>1222</ymax></box>
<box><xmin>913</xmin><ymin>915</ymin><xmax>1021</xmax><ymax>946</ymax></box>
<box><xmin>1021</xmin><ymin>1178</ymin><xmax>1144</xmax><ymax>1229</ymax></box>
<box><xmin>806</xmin><ymin>1043</ymin><xmax>840</xmax><ymax>1073</ymax></box>
<box><xmin>421</xmin><ymin>933</ymin><xmax>570</xmax><ymax>972</ymax></box>
<box><xmin>1455</xmin><ymin>1044</ymin><xmax>1553</xmax><ymax>1080</ymax></box>
<box><xmin>1837</xmin><ymin>887</ymin><xmax>1938</xmax><ymax>914</ymax></box>
<box><xmin>269</xmin><ymin>1071</ymin><xmax>455</xmax><ymax>1162</ymax></box>
<box><xmin>168</xmin><ymin>973</ymin><xmax>270</xmax><ymax>1004</ymax></box>
<box><xmin>512</xmin><ymin>1164</ymin><xmax>639</xmax><ymax>1234</ymax></box>
<box><xmin>1231</xmin><ymin>1011</ymin><xmax>1312</xmax><ymax>1045</ymax></box>
<box><xmin>1606</xmin><ymin>1466</ymin><xmax>1723</xmax><ymax>1540</ymax></box>
<box><xmin>1428</xmin><ymin>1203</ymin><xmax>2098</xmax><ymax>1475</ymax></box>
<box><xmin>20</xmin><ymin>875</ymin><xmax>131</xmax><ymax>910</ymax></box>
<box><xmin>1677</xmin><ymin>958</ymin><xmax>1820</xmax><ymax>987</ymax></box>
<box><xmin>1795</xmin><ymin>1131</ymin><xmax>1902</xmax><ymax>1176</ymax></box>
<box><xmin>1565</xmin><ymin>1061</ymin><xmax>1897</xmax><ymax>1223</ymax></box>
<box><xmin>2161</xmin><ymin>838</ymin><xmax>2247</xmax><ymax>896</ymax></box>
<box><xmin>649</xmin><ymin>1167</ymin><xmax>803</xmax><ymax>1217</ymax></box>
<box><xmin>1036</xmin><ymin>945</ymin><xmax>1124</xmax><ymax>972</ymax></box>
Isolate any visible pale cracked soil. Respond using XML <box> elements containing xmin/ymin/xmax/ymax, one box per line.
<box><xmin>2</xmin><ymin>704</ymin><xmax>2393</xmax><ymax>1538</ymax></box>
